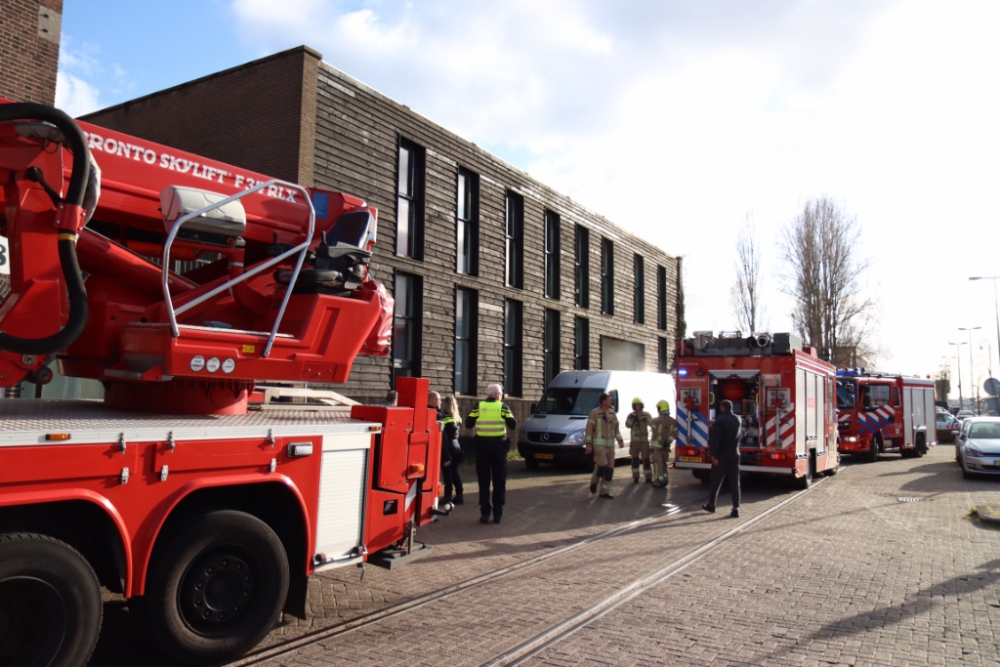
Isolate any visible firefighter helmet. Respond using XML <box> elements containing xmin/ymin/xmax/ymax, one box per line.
<box><xmin>632</xmin><ymin>397</ymin><xmax>644</xmax><ymax>407</ymax></box>
<box><xmin>656</xmin><ymin>399</ymin><xmax>671</xmax><ymax>414</ymax></box>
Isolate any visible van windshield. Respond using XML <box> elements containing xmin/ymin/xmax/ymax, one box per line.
<box><xmin>536</xmin><ymin>388</ymin><xmax>604</xmax><ymax>415</ymax></box>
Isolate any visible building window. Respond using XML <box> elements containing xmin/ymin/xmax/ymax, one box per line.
<box><xmin>506</xmin><ymin>191</ymin><xmax>524</xmax><ymax>289</ymax></box>
<box><xmin>457</xmin><ymin>169</ymin><xmax>479</xmax><ymax>275</ymax></box>
<box><xmin>396</xmin><ymin>139</ymin><xmax>424</xmax><ymax>259</ymax></box>
<box><xmin>575</xmin><ymin>225</ymin><xmax>589</xmax><ymax>308</ymax></box>
<box><xmin>658</xmin><ymin>337</ymin><xmax>668</xmax><ymax>373</ymax></box>
<box><xmin>544</xmin><ymin>210</ymin><xmax>560</xmax><ymax>299</ymax></box>
<box><xmin>657</xmin><ymin>265</ymin><xmax>667</xmax><ymax>331</ymax></box>
<box><xmin>574</xmin><ymin>316</ymin><xmax>590</xmax><ymax>370</ymax></box>
<box><xmin>504</xmin><ymin>299</ymin><xmax>523</xmax><ymax>397</ymax></box>
<box><xmin>544</xmin><ymin>309</ymin><xmax>560</xmax><ymax>386</ymax></box>
<box><xmin>633</xmin><ymin>253</ymin><xmax>645</xmax><ymax>324</ymax></box>
<box><xmin>601</xmin><ymin>238</ymin><xmax>614</xmax><ymax>315</ymax></box>
<box><xmin>392</xmin><ymin>272</ymin><xmax>422</xmax><ymax>378</ymax></box>
<box><xmin>455</xmin><ymin>288</ymin><xmax>478</xmax><ymax>395</ymax></box>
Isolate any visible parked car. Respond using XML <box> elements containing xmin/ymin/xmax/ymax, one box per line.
<box><xmin>955</xmin><ymin>417</ymin><xmax>1000</xmax><ymax>479</ymax></box>
<box><xmin>517</xmin><ymin>370</ymin><xmax>675</xmax><ymax>468</ymax></box>
<box><xmin>937</xmin><ymin>412</ymin><xmax>962</xmax><ymax>442</ymax></box>
<box><xmin>957</xmin><ymin>410</ymin><xmax>976</xmax><ymax>422</ymax></box>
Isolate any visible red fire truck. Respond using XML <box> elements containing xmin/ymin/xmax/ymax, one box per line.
<box><xmin>0</xmin><ymin>101</ymin><xmax>444</xmax><ymax>667</ymax></box>
<box><xmin>673</xmin><ymin>332</ymin><xmax>839</xmax><ymax>487</ymax></box>
<box><xmin>835</xmin><ymin>369</ymin><xmax>935</xmax><ymax>461</ymax></box>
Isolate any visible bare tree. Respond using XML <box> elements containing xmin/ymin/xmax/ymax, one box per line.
<box><xmin>779</xmin><ymin>197</ymin><xmax>874</xmax><ymax>363</ymax></box>
<box><xmin>730</xmin><ymin>215</ymin><xmax>766</xmax><ymax>334</ymax></box>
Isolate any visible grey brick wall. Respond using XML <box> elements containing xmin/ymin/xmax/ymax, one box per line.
<box><xmin>312</xmin><ymin>62</ymin><xmax>680</xmax><ymax>405</ymax></box>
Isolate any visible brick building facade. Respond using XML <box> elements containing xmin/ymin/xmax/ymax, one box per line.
<box><xmin>83</xmin><ymin>47</ymin><xmax>683</xmax><ymax>415</ymax></box>
<box><xmin>0</xmin><ymin>0</ymin><xmax>62</xmax><ymax>106</ymax></box>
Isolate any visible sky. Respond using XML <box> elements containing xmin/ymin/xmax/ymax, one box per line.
<box><xmin>56</xmin><ymin>0</ymin><xmax>1000</xmax><ymax>400</ymax></box>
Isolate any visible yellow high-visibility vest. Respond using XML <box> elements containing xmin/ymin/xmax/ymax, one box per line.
<box><xmin>474</xmin><ymin>401</ymin><xmax>506</xmax><ymax>438</ymax></box>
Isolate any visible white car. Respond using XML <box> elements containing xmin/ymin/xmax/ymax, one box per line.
<box><xmin>957</xmin><ymin>410</ymin><xmax>976</xmax><ymax>422</ymax></box>
<box><xmin>955</xmin><ymin>417</ymin><xmax>1000</xmax><ymax>479</ymax></box>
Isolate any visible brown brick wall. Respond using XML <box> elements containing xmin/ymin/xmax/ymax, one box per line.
<box><xmin>81</xmin><ymin>46</ymin><xmax>321</xmax><ymax>186</ymax></box>
<box><xmin>0</xmin><ymin>0</ymin><xmax>62</xmax><ymax>105</ymax></box>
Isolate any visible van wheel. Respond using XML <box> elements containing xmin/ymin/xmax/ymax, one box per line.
<box><xmin>142</xmin><ymin>510</ymin><xmax>289</xmax><ymax>664</ymax></box>
<box><xmin>0</xmin><ymin>533</ymin><xmax>102</xmax><ymax>667</ymax></box>
<box><xmin>524</xmin><ymin>457</ymin><xmax>540</xmax><ymax>470</ymax></box>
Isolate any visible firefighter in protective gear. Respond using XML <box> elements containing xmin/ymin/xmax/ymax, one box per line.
<box><xmin>465</xmin><ymin>384</ymin><xmax>517</xmax><ymax>523</ymax></box>
<box><xmin>586</xmin><ymin>393</ymin><xmax>625</xmax><ymax>498</ymax></box>
<box><xmin>650</xmin><ymin>399</ymin><xmax>678</xmax><ymax>488</ymax></box>
<box><xmin>625</xmin><ymin>397</ymin><xmax>653</xmax><ymax>483</ymax></box>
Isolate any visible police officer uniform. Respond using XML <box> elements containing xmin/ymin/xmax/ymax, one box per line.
<box><xmin>586</xmin><ymin>401</ymin><xmax>624</xmax><ymax>498</ymax></box>
<box><xmin>650</xmin><ymin>400</ymin><xmax>679</xmax><ymax>488</ymax></box>
<box><xmin>465</xmin><ymin>395</ymin><xmax>517</xmax><ymax>523</ymax></box>
<box><xmin>625</xmin><ymin>398</ymin><xmax>653</xmax><ymax>483</ymax></box>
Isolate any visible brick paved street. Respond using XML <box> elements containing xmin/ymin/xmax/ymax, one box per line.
<box><xmin>89</xmin><ymin>444</ymin><xmax>1000</xmax><ymax>667</ymax></box>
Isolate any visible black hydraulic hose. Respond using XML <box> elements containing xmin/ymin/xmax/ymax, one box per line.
<box><xmin>0</xmin><ymin>103</ymin><xmax>90</xmax><ymax>355</ymax></box>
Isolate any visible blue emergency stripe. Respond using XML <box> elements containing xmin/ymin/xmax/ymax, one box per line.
<box><xmin>676</xmin><ymin>407</ymin><xmax>708</xmax><ymax>447</ymax></box>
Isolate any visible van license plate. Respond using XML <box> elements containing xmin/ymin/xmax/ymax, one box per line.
<box><xmin>536</xmin><ymin>453</ymin><xmax>554</xmax><ymax>460</ymax></box>
<box><xmin>679</xmin><ymin>456</ymin><xmax>702</xmax><ymax>463</ymax></box>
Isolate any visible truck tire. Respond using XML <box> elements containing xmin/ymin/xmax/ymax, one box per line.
<box><xmin>0</xmin><ymin>533</ymin><xmax>102</xmax><ymax>667</ymax></box>
<box><xmin>141</xmin><ymin>510</ymin><xmax>289</xmax><ymax>665</ymax></box>
<box><xmin>796</xmin><ymin>466</ymin><xmax>812</xmax><ymax>489</ymax></box>
<box><xmin>693</xmin><ymin>470</ymin><xmax>710</xmax><ymax>484</ymax></box>
<box><xmin>915</xmin><ymin>433</ymin><xmax>927</xmax><ymax>458</ymax></box>
<box><xmin>867</xmin><ymin>436</ymin><xmax>879</xmax><ymax>463</ymax></box>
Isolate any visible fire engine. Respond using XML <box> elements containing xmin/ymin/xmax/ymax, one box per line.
<box><xmin>673</xmin><ymin>331</ymin><xmax>839</xmax><ymax>487</ymax></box>
<box><xmin>835</xmin><ymin>369</ymin><xmax>935</xmax><ymax>461</ymax></box>
<box><xmin>0</xmin><ymin>101</ymin><xmax>445</xmax><ymax>667</ymax></box>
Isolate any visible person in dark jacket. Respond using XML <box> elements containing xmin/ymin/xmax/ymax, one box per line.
<box><xmin>465</xmin><ymin>384</ymin><xmax>517</xmax><ymax>524</ymax></box>
<box><xmin>703</xmin><ymin>399</ymin><xmax>742</xmax><ymax>518</ymax></box>
<box><xmin>440</xmin><ymin>395</ymin><xmax>464</xmax><ymax>505</ymax></box>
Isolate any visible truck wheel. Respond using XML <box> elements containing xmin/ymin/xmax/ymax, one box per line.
<box><xmin>796</xmin><ymin>465</ymin><xmax>813</xmax><ymax>489</ymax></box>
<box><xmin>0</xmin><ymin>533</ymin><xmax>102</xmax><ymax>667</ymax></box>
<box><xmin>867</xmin><ymin>437</ymin><xmax>879</xmax><ymax>463</ymax></box>
<box><xmin>142</xmin><ymin>510</ymin><xmax>289</xmax><ymax>665</ymax></box>
<box><xmin>915</xmin><ymin>433</ymin><xmax>927</xmax><ymax>458</ymax></box>
<box><xmin>693</xmin><ymin>470</ymin><xmax>710</xmax><ymax>484</ymax></box>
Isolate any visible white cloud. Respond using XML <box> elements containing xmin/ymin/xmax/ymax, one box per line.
<box><xmin>55</xmin><ymin>70</ymin><xmax>101</xmax><ymax>117</ymax></box>
<box><xmin>230</xmin><ymin>0</ymin><xmax>1000</xmax><ymax>386</ymax></box>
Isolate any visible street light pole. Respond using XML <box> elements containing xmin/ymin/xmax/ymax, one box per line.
<box><xmin>959</xmin><ymin>327</ymin><xmax>981</xmax><ymax>414</ymax></box>
<box><xmin>949</xmin><ymin>341</ymin><xmax>967</xmax><ymax>410</ymax></box>
<box><xmin>970</xmin><ymin>276</ymin><xmax>1000</xmax><ymax>385</ymax></box>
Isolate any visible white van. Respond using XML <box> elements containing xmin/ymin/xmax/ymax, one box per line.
<box><xmin>517</xmin><ymin>370</ymin><xmax>676</xmax><ymax>468</ymax></box>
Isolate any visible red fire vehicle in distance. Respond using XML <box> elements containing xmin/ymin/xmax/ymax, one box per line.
<box><xmin>835</xmin><ymin>369</ymin><xmax>935</xmax><ymax>461</ymax></box>
<box><xmin>0</xmin><ymin>101</ymin><xmax>444</xmax><ymax>667</ymax></box>
<box><xmin>673</xmin><ymin>331</ymin><xmax>839</xmax><ymax>487</ymax></box>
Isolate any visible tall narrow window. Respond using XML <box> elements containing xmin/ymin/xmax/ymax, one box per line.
<box><xmin>575</xmin><ymin>225</ymin><xmax>589</xmax><ymax>308</ymax></box>
<box><xmin>544</xmin><ymin>210</ymin><xmax>560</xmax><ymax>299</ymax></box>
<box><xmin>396</xmin><ymin>139</ymin><xmax>424</xmax><ymax>259</ymax></box>
<box><xmin>503</xmin><ymin>299</ymin><xmax>523</xmax><ymax>397</ymax></box>
<box><xmin>544</xmin><ymin>309</ymin><xmax>560</xmax><ymax>386</ymax></box>
<box><xmin>456</xmin><ymin>169</ymin><xmax>479</xmax><ymax>275</ymax></box>
<box><xmin>657</xmin><ymin>265</ymin><xmax>667</xmax><ymax>331</ymax></box>
<box><xmin>633</xmin><ymin>254</ymin><xmax>645</xmax><ymax>324</ymax></box>
<box><xmin>574</xmin><ymin>316</ymin><xmax>590</xmax><ymax>370</ymax></box>
<box><xmin>392</xmin><ymin>272</ymin><xmax>422</xmax><ymax>378</ymax></box>
<box><xmin>601</xmin><ymin>238</ymin><xmax>614</xmax><ymax>315</ymax></box>
<box><xmin>658</xmin><ymin>337</ymin><xmax>668</xmax><ymax>373</ymax></box>
<box><xmin>505</xmin><ymin>191</ymin><xmax>524</xmax><ymax>289</ymax></box>
<box><xmin>455</xmin><ymin>288</ymin><xmax>478</xmax><ymax>395</ymax></box>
